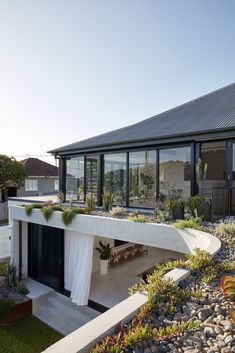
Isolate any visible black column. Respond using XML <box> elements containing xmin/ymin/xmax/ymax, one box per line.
<box><xmin>97</xmin><ymin>154</ymin><xmax>103</xmax><ymax>206</ymax></box>
<box><xmin>59</xmin><ymin>158</ymin><xmax>66</xmax><ymax>200</ymax></box>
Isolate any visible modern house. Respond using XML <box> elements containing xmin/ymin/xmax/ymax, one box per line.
<box><xmin>7</xmin><ymin>83</ymin><xmax>231</xmax><ymax>310</ymax></box>
<box><xmin>49</xmin><ymin>82</ymin><xmax>235</xmax><ymax>216</ymax></box>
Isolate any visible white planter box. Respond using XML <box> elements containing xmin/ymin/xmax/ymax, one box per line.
<box><xmin>100</xmin><ymin>260</ymin><xmax>108</xmax><ymax>275</ymax></box>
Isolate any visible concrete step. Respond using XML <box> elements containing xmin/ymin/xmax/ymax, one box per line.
<box><xmin>34</xmin><ymin>291</ymin><xmax>100</xmax><ymax>335</ymax></box>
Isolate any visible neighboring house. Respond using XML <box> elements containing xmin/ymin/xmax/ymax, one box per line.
<box><xmin>0</xmin><ymin>158</ymin><xmax>58</xmax><ymax>221</ymax></box>
<box><xmin>8</xmin><ymin>82</ymin><xmax>235</xmax><ymax>306</ymax></box>
<box><xmin>17</xmin><ymin>158</ymin><xmax>59</xmax><ymax>197</ymax></box>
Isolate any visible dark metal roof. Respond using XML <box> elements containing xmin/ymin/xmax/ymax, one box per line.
<box><xmin>49</xmin><ymin>82</ymin><xmax>235</xmax><ymax>155</ymax></box>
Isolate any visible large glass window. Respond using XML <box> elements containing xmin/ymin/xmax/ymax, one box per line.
<box><xmin>86</xmin><ymin>155</ymin><xmax>98</xmax><ymax>197</ymax></box>
<box><xmin>129</xmin><ymin>150</ymin><xmax>156</xmax><ymax>208</ymax></box>
<box><xmin>104</xmin><ymin>153</ymin><xmax>127</xmax><ymax>206</ymax></box>
<box><xmin>201</xmin><ymin>142</ymin><xmax>226</xmax><ymax>197</ymax></box>
<box><xmin>159</xmin><ymin>147</ymin><xmax>191</xmax><ymax>199</ymax></box>
<box><xmin>66</xmin><ymin>157</ymin><xmax>84</xmax><ymax>201</ymax></box>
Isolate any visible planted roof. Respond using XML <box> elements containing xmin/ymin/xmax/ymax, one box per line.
<box><xmin>49</xmin><ymin>82</ymin><xmax>235</xmax><ymax>155</ymax></box>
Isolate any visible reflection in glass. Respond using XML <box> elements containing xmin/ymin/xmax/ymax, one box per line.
<box><xmin>104</xmin><ymin>153</ymin><xmax>127</xmax><ymax>206</ymax></box>
<box><xmin>159</xmin><ymin>147</ymin><xmax>191</xmax><ymax>199</ymax></box>
<box><xmin>86</xmin><ymin>155</ymin><xmax>98</xmax><ymax>197</ymax></box>
<box><xmin>66</xmin><ymin>157</ymin><xmax>84</xmax><ymax>201</ymax></box>
<box><xmin>129</xmin><ymin>150</ymin><xmax>156</xmax><ymax>208</ymax></box>
<box><xmin>201</xmin><ymin>142</ymin><xmax>226</xmax><ymax>197</ymax></box>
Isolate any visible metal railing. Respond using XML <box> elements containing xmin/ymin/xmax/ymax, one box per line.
<box><xmin>212</xmin><ymin>186</ymin><xmax>235</xmax><ymax>221</ymax></box>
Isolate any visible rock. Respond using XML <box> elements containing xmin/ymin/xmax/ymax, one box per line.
<box><xmin>173</xmin><ymin>312</ymin><xmax>181</xmax><ymax>321</ymax></box>
<box><xmin>144</xmin><ymin>348</ymin><xmax>152</xmax><ymax>353</ymax></box>
<box><xmin>198</xmin><ymin>308</ymin><xmax>214</xmax><ymax>321</ymax></box>
<box><xmin>157</xmin><ymin>346</ymin><xmax>169</xmax><ymax>353</ymax></box>
<box><xmin>221</xmin><ymin>348</ymin><xmax>231</xmax><ymax>353</ymax></box>
<box><xmin>220</xmin><ymin>320</ymin><xmax>234</xmax><ymax>331</ymax></box>
<box><xmin>224</xmin><ymin>335</ymin><xmax>234</xmax><ymax>344</ymax></box>
<box><xmin>204</xmin><ymin>326</ymin><xmax>216</xmax><ymax>337</ymax></box>
<box><xmin>163</xmin><ymin>319</ymin><xmax>173</xmax><ymax>326</ymax></box>
<box><xmin>150</xmin><ymin>346</ymin><xmax>158</xmax><ymax>353</ymax></box>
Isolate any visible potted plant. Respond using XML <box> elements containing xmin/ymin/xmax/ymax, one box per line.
<box><xmin>95</xmin><ymin>241</ymin><xmax>113</xmax><ymax>275</ymax></box>
<box><xmin>166</xmin><ymin>187</ymin><xmax>184</xmax><ymax>219</ymax></box>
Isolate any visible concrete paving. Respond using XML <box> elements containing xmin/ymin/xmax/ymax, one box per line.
<box><xmin>90</xmin><ymin>246</ymin><xmax>184</xmax><ymax>308</ymax></box>
<box><xmin>24</xmin><ymin>278</ymin><xmax>100</xmax><ymax>336</ymax></box>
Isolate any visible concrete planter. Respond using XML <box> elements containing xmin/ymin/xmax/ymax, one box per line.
<box><xmin>100</xmin><ymin>260</ymin><xmax>108</xmax><ymax>275</ymax></box>
<box><xmin>0</xmin><ymin>298</ymin><xmax>32</xmax><ymax>325</ymax></box>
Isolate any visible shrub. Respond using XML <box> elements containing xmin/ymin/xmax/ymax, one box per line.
<box><xmin>0</xmin><ymin>298</ymin><xmax>15</xmax><ymax>319</ymax></box>
<box><xmin>127</xmin><ymin>215</ymin><xmax>149</xmax><ymax>223</ymax></box>
<box><xmin>0</xmin><ymin>262</ymin><xmax>8</xmax><ymax>276</ymax></box>
<box><xmin>61</xmin><ymin>207</ymin><xmax>85</xmax><ymax>226</ymax></box>
<box><xmin>102</xmin><ymin>188</ymin><xmax>114</xmax><ymax>211</ymax></box>
<box><xmin>85</xmin><ymin>193</ymin><xmax>96</xmax><ymax>210</ymax></box>
<box><xmin>109</xmin><ymin>206</ymin><xmax>126</xmax><ymax>217</ymax></box>
<box><xmin>216</xmin><ymin>222</ymin><xmax>235</xmax><ymax>237</ymax></box>
<box><xmin>174</xmin><ymin>217</ymin><xmax>203</xmax><ymax>230</ymax></box>
<box><xmin>24</xmin><ymin>203</ymin><xmax>42</xmax><ymax>216</ymax></box>
<box><xmin>4</xmin><ymin>263</ymin><xmax>17</xmax><ymax>288</ymax></box>
<box><xmin>186</xmin><ymin>248</ymin><xmax>212</xmax><ymax>270</ymax></box>
<box><xmin>16</xmin><ymin>282</ymin><xmax>29</xmax><ymax>295</ymax></box>
<box><xmin>40</xmin><ymin>207</ymin><xmax>54</xmax><ymax>221</ymax></box>
<box><xmin>185</xmin><ymin>195</ymin><xmax>203</xmax><ymax>217</ymax></box>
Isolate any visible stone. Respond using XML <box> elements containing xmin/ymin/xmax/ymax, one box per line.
<box><xmin>173</xmin><ymin>312</ymin><xmax>182</xmax><ymax>321</ymax></box>
<box><xmin>204</xmin><ymin>326</ymin><xmax>216</xmax><ymax>337</ymax></box>
<box><xmin>144</xmin><ymin>348</ymin><xmax>152</xmax><ymax>353</ymax></box>
<box><xmin>157</xmin><ymin>346</ymin><xmax>169</xmax><ymax>353</ymax></box>
<box><xmin>224</xmin><ymin>335</ymin><xmax>234</xmax><ymax>344</ymax></box>
<box><xmin>198</xmin><ymin>308</ymin><xmax>214</xmax><ymax>321</ymax></box>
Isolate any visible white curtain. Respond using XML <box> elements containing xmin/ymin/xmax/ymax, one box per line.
<box><xmin>64</xmin><ymin>230</ymin><xmax>94</xmax><ymax>305</ymax></box>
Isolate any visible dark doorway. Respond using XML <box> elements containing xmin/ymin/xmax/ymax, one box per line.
<box><xmin>28</xmin><ymin>223</ymin><xmax>64</xmax><ymax>290</ymax></box>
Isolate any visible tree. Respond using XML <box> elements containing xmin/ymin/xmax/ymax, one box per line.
<box><xmin>0</xmin><ymin>155</ymin><xmax>27</xmax><ymax>195</ymax></box>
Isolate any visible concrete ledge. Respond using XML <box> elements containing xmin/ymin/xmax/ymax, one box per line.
<box><xmin>9</xmin><ymin>205</ymin><xmax>221</xmax><ymax>256</ymax></box>
<box><xmin>42</xmin><ymin>268</ymin><xmax>190</xmax><ymax>353</ymax></box>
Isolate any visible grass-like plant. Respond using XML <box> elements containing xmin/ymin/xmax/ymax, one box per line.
<box><xmin>40</xmin><ymin>207</ymin><xmax>54</xmax><ymax>221</ymax></box>
<box><xmin>186</xmin><ymin>248</ymin><xmax>212</xmax><ymax>270</ymax></box>
<box><xmin>216</xmin><ymin>222</ymin><xmax>235</xmax><ymax>237</ymax></box>
<box><xmin>102</xmin><ymin>188</ymin><xmax>114</xmax><ymax>211</ymax></box>
<box><xmin>16</xmin><ymin>282</ymin><xmax>29</xmax><ymax>295</ymax></box>
<box><xmin>4</xmin><ymin>263</ymin><xmax>17</xmax><ymax>288</ymax></box>
<box><xmin>24</xmin><ymin>203</ymin><xmax>43</xmax><ymax>216</ymax></box>
<box><xmin>109</xmin><ymin>206</ymin><xmax>126</xmax><ymax>218</ymax></box>
<box><xmin>127</xmin><ymin>214</ymin><xmax>149</xmax><ymax>223</ymax></box>
<box><xmin>61</xmin><ymin>207</ymin><xmax>85</xmax><ymax>226</ymax></box>
<box><xmin>85</xmin><ymin>193</ymin><xmax>96</xmax><ymax>210</ymax></box>
<box><xmin>174</xmin><ymin>217</ymin><xmax>203</xmax><ymax>230</ymax></box>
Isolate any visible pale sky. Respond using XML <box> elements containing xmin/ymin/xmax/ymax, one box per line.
<box><xmin>0</xmin><ymin>0</ymin><xmax>235</xmax><ymax>165</ymax></box>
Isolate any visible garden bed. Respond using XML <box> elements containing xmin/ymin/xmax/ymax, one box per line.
<box><xmin>91</xmin><ymin>223</ymin><xmax>235</xmax><ymax>353</ymax></box>
<box><xmin>0</xmin><ymin>298</ymin><xmax>32</xmax><ymax>325</ymax></box>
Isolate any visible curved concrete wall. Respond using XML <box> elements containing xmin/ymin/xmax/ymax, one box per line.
<box><xmin>10</xmin><ymin>205</ymin><xmax>221</xmax><ymax>256</ymax></box>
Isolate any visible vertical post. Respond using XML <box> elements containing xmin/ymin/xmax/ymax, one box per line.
<box><xmin>59</xmin><ymin>157</ymin><xmax>66</xmax><ymax>201</ymax></box>
<box><xmin>191</xmin><ymin>142</ymin><xmax>200</xmax><ymax>196</ymax></box>
<box><xmin>97</xmin><ymin>154</ymin><xmax>103</xmax><ymax>207</ymax></box>
<box><xmin>126</xmin><ymin>152</ymin><xmax>129</xmax><ymax>207</ymax></box>
<box><xmin>156</xmin><ymin>149</ymin><xmax>159</xmax><ymax>202</ymax></box>
<box><xmin>19</xmin><ymin>220</ymin><xmax>22</xmax><ymax>280</ymax></box>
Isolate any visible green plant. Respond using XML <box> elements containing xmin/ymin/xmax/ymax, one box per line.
<box><xmin>216</xmin><ymin>222</ymin><xmax>235</xmax><ymax>237</ymax></box>
<box><xmin>16</xmin><ymin>282</ymin><xmax>29</xmax><ymax>295</ymax></box>
<box><xmin>61</xmin><ymin>207</ymin><xmax>85</xmax><ymax>226</ymax></box>
<box><xmin>24</xmin><ymin>203</ymin><xmax>43</xmax><ymax>216</ymax></box>
<box><xmin>102</xmin><ymin>188</ymin><xmax>114</xmax><ymax>211</ymax></box>
<box><xmin>40</xmin><ymin>207</ymin><xmax>54</xmax><ymax>221</ymax></box>
<box><xmin>185</xmin><ymin>195</ymin><xmax>203</xmax><ymax>217</ymax></box>
<box><xmin>4</xmin><ymin>263</ymin><xmax>17</xmax><ymax>287</ymax></box>
<box><xmin>186</xmin><ymin>248</ymin><xmax>212</xmax><ymax>270</ymax></box>
<box><xmin>96</xmin><ymin>241</ymin><xmax>113</xmax><ymax>260</ymax></box>
<box><xmin>0</xmin><ymin>298</ymin><xmax>15</xmax><ymax>319</ymax></box>
<box><xmin>175</xmin><ymin>217</ymin><xmax>203</xmax><ymax>230</ymax></box>
<box><xmin>202</xmin><ymin>266</ymin><xmax>217</xmax><ymax>284</ymax></box>
<box><xmin>166</xmin><ymin>199</ymin><xmax>184</xmax><ymax>213</ymax></box>
<box><xmin>0</xmin><ymin>262</ymin><xmax>8</xmax><ymax>276</ymax></box>
<box><xmin>196</xmin><ymin>157</ymin><xmax>208</xmax><ymax>194</ymax></box>
<box><xmin>85</xmin><ymin>193</ymin><xmax>96</xmax><ymax>210</ymax></box>
<box><xmin>109</xmin><ymin>206</ymin><xmax>126</xmax><ymax>217</ymax></box>
<box><xmin>127</xmin><ymin>214</ymin><xmax>149</xmax><ymax>223</ymax></box>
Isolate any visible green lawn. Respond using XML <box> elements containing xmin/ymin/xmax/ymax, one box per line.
<box><xmin>0</xmin><ymin>316</ymin><xmax>63</xmax><ymax>353</ymax></box>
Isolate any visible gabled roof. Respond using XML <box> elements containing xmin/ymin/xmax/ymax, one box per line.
<box><xmin>49</xmin><ymin>82</ymin><xmax>235</xmax><ymax>155</ymax></box>
<box><xmin>20</xmin><ymin>158</ymin><xmax>58</xmax><ymax>177</ymax></box>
